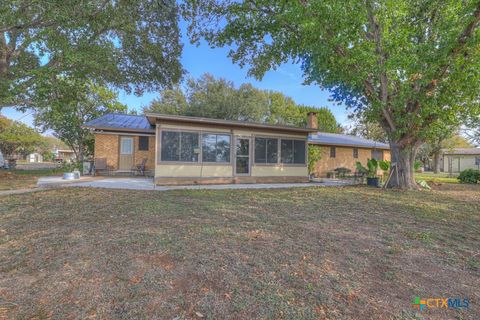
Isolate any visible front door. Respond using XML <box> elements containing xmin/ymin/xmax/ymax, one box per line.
<box><xmin>119</xmin><ymin>136</ymin><xmax>134</xmax><ymax>170</ymax></box>
<box><xmin>235</xmin><ymin>137</ymin><xmax>250</xmax><ymax>175</ymax></box>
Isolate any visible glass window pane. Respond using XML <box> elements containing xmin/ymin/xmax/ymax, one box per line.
<box><xmin>372</xmin><ymin>149</ymin><xmax>383</xmax><ymax>161</ymax></box>
<box><xmin>281</xmin><ymin>140</ymin><xmax>293</xmax><ymax>163</ymax></box>
<box><xmin>236</xmin><ymin>138</ymin><xmax>249</xmax><ymax>156</ymax></box>
<box><xmin>180</xmin><ymin>132</ymin><xmax>199</xmax><ymax>162</ymax></box>
<box><xmin>255</xmin><ymin>138</ymin><xmax>266</xmax><ymax>163</ymax></box>
<box><xmin>139</xmin><ymin>136</ymin><xmax>149</xmax><ymax>151</ymax></box>
<box><xmin>120</xmin><ymin>138</ymin><xmax>133</xmax><ymax>154</ymax></box>
<box><xmin>294</xmin><ymin>140</ymin><xmax>306</xmax><ymax>164</ymax></box>
<box><xmin>266</xmin><ymin>138</ymin><xmax>278</xmax><ymax>163</ymax></box>
<box><xmin>216</xmin><ymin>135</ymin><xmax>230</xmax><ymax>162</ymax></box>
<box><xmin>161</xmin><ymin>131</ymin><xmax>180</xmax><ymax>161</ymax></box>
<box><xmin>330</xmin><ymin>147</ymin><xmax>336</xmax><ymax>158</ymax></box>
<box><xmin>202</xmin><ymin>134</ymin><xmax>217</xmax><ymax>162</ymax></box>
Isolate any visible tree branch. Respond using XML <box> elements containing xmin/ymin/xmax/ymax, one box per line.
<box><xmin>365</xmin><ymin>0</ymin><xmax>395</xmax><ymax>132</ymax></box>
<box><xmin>425</xmin><ymin>2</ymin><xmax>480</xmax><ymax>91</ymax></box>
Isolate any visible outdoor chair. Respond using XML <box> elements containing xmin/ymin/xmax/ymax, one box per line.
<box><xmin>131</xmin><ymin>158</ymin><xmax>148</xmax><ymax>176</ymax></box>
<box><xmin>94</xmin><ymin>158</ymin><xmax>109</xmax><ymax>176</ymax></box>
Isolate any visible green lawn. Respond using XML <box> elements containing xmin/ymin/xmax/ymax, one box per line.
<box><xmin>415</xmin><ymin>172</ymin><xmax>459</xmax><ymax>184</ymax></box>
<box><xmin>1</xmin><ymin>185</ymin><xmax>479</xmax><ymax>319</ymax></box>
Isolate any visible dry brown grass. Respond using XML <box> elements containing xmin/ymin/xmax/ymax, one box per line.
<box><xmin>0</xmin><ymin>171</ymin><xmax>39</xmax><ymax>190</ymax></box>
<box><xmin>0</xmin><ymin>169</ymin><xmax>62</xmax><ymax>191</ymax></box>
<box><xmin>0</xmin><ymin>184</ymin><xmax>479</xmax><ymax>319</ymax></box>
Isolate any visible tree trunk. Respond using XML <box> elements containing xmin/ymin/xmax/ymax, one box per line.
<box><xmin>78</xmin><ymin>144</ymin><xmax>84</xmax><ymax>163</ymax></box>
<box><xmin>0</xmin><ymin>146</ymin><xmax>4</xmax><ymax>166</ymax></box>
<box><xmin>385</xmin><ymin>142</ymin><xmax>419</xmax><ymax>189</ymax></box>
<box><xmin>433</xmin><ymin>150</ymin><xmax>440</xmax><ymax>174</ymax></box>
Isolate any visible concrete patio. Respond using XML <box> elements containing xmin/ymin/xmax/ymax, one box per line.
<box><xmin>37</xmin><ymin>176</ymin><xmax>354</xmax><ymax>191</ymax></box>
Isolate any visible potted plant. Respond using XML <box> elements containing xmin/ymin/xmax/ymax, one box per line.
<box><xmin>379</xmin><ymin>160</ymin><xmax>391</xmax><ymax>182</ymax></box>
<box><xmin>366</xmin><ymin>159</ymin><xmax>380</xmax><ymax>187</ymax></box>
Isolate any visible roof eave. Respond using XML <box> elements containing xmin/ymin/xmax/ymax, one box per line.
<box><xmin>83</xmin><ymin>125</ymin><xmax>155</xmax><ymax>134</ymax></box>
<box><xmin>146</xmin><ymin>113</ymin><xmax>315</xmax><ymax>133</ymax></box>
<box><xmin>308</xmin><ymin>141</ymin><xmax>390</xmax><ymax>150</ymax></box>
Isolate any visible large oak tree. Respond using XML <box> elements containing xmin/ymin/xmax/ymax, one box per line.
<box><xmin>183</xmin><ymin>0</ymin><xmax>480</xmax><ymax>188</ymax></box>
<box><xmin>0</xmin><ymin>0</ymin><xmax>183</xmax><ymax>109</ymax></box>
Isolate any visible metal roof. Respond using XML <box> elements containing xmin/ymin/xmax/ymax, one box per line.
<box><xmin>85</xmin><ymin>113</ymin><xmax>314</xmax><ymax>134</ymax></box>
<box><xmin>442</xmin><ymin>148</ymin><xmax>480</xmax><ymax>155</ymax></box>
<box><xmin>145</xmin><ymin>113</ymin><xmax>316</xmax><ymax>133</ymax></box>
<box><xmin>84</xmin><ymin>113</ymin><xmax>155</xmax><ymax>133</ymax></box>
<box><xmin>308</xmin><ymin>132</ymin><xmax>390</xmax><ymax>149</ymax></box>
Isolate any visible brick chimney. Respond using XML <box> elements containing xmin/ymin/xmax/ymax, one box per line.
<box><xmin>307</xmin><ymin>112</ymin><xmax>318</xmax><ymax>130</ymax></box>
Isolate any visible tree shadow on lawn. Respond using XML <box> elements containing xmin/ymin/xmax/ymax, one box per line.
<box><xmin>0</xmin><ymin>185</ymin><xmax>478</xmax><ymax>319</ymax></box>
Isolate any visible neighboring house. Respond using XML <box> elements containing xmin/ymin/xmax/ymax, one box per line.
<box><xmin>84</xmin><ymin>113</ymin><xmax>315</xmax><ymax>185</ymax></box>
<box><xmin>27</xmin><ymin>152</ymin><xmax>43</xmax><ymax>163</ymax></box>
<box><xmin>55</xmin><ymin>149</ymin><xmax>76</xmax><ymax>163</ymax></box>
<box><xmin>309</xmin><ymin>131</ymin><xmax>391</xmax><ymax>177</ymax></box>
<box><xmin>0</xmin><ymin>149</ymin><xmax>4</xmax><ymax>167</ymax></box>
<box><xmin>440</xmin><ymin>148</ymin><xmax>480</xmax><ymax>173</ymax></box>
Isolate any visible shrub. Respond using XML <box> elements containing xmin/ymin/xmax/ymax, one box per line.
<box><xmin>308</xmin><ymin>145</ymin><xmax>322</xmax><ymax>175</ymax></box>
<box><xmin>355</xmin><ymin>161</ymin><xmax>368</xmax><ymax>174</ymax></box>
<box><xmin>334</xmin><ymin>167</ymin><xmax>351</xmax><ymax>177</ymax></box>
<box><xmin>379</xmin><ymin>160</ymin><xmax>390</xmax><ymax>171</ymax></box>
<box><xmin>458</xmin><ymin>169</ymin><xmax>480</xmax><ymax>184</ymax></box>
<box><xmin>414</xmin><ymin>160</ymin><xmax>423</xmax><ymax>172</ymax></box>
<box><xmin>366</xmin><ymin>158</ymin><xmax>379</xmax><ymax>178</ymax></box>
<box><xmin>355</xmin><ymin>159</ymin><xmax>379</xmax><ymax>178</ymax></box>
<box><xmin>62</xmin><ymin>161</ymin><xmax>82</xmax><ymax>172</ymax></box>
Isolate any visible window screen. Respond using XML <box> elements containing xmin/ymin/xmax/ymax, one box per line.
<box><xmin>161</xmin><ymin>131</ymin><xmax>199</xmax><ymax>162</ymax></box>
<box><xmin>293</xmin><ymin>140</ymin><xmax>306</xmax><ymax>164</ymax></box>
<box><xmin>281</xmin><ymin>139</ymin><xmax>306</xmax><ymax>164</ymax></box>
<box><xmin>202</xmin><ymin>134</ymin><xmax>231</xmax><ymax>163</ymax></box>
<box><xmin>254</xmin><ymin>138</ymin><xmax>278</xmax><ymax>163</ymax></box>
<box><xmin>281</xmin><ymin>140</ymin><xmax>294</xmax><ymax>163</ymax></box>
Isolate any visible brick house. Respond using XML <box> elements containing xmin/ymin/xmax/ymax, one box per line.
<box><xmin>84</xmin><ymin>113</ymin><xmax>314</xmax><ymax>185</ymax></box>
<box><xmin>84</xmin><ymin>112</ymin><xmax>390</xmax><ymax>184</ymax></box>
<box><xmin>309</xmin><ymin>132</ymin><xmax>391</xmax><ymax>177</ymax></box>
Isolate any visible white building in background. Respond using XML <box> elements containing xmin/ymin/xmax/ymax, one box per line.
<box><xmin>27</xmin><ymin>152</ymin><xmax>44</xmax><ymax>163</ymax></box>
<box><xmin>54</xmin><ymin>149</ymin><xmax>76</xmax><ymax>163</ymax></box>
<box><xmin>0</xmin><ymin>149</ymin><xmax>4</xmax><ymax>167</ymax></box>
<box><xmin>441</xmin><ymin>148</ymin><xmax>480</xmax><ymax>173</ymax></box>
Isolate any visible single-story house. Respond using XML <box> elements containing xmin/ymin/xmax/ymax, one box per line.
<box><xmin>309</xmin><ymin>132</ymin><xmax>391</xmax><ymax>177</ymax></box>
<box><xmin>84</xmin><ymin>113</ymin><xmax>315</xmax><ymax>185</ymax></box>
<box><xmin>27</xmin><ymin>152</ymin><xmax>43</xmax><ymax>163</ymax></box>
<box><xmin>55</xmin><ymin>149</ymin><xmax>76</xmax><ymax>163</ymax></box>
<box><xmin>440</xmin><ymin>148</ymin><xmax>480</xmax><ymax>173</ymax></box>
<box><xmin>84</xmin><ymin>112</ymin><xmax>391</xmax><ymax>184</ymax></box>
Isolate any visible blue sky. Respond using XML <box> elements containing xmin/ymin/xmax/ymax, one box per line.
<box><xmin>1</xmin><ymin>23</ymin><xmax>349</xmax><ymax>129</ymax></box>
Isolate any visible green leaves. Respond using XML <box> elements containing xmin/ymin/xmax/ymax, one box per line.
<box><xmin>0</xmin><ymin>0</ymin><xmax>183</xmax><ymax>109</ymax></box>
<box><xmin>307</xmin><ymin>145</ymin><xmax>322</xmax><ymax>174</ymax></box>
<box><xmin>367</xmin><ymin>158</ymin><xmax>379</xmax><ymax>178</ymax></box>
<box><xmin>184</xmin><ymin>0</ymin><xmax>480</xmax><ymax>187</ymax></box>
<box><xmin>183</xmin><ymin>0</ymin><xmax>480</xmax><ymax>141</ymax></box>
<box><xmin>0</xmin><ymin>116</ymin><xmax>45</xmax><ymax>157</ymax></box>
<box><xmin>144</xmin><ymin>73</ymin><xmax>341</xmax><ymax>131</ymax></box>
<box><xmin>33</xmin><ymin>78</ymin><xmax>127</xmax><ymax>160</ymax></box>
